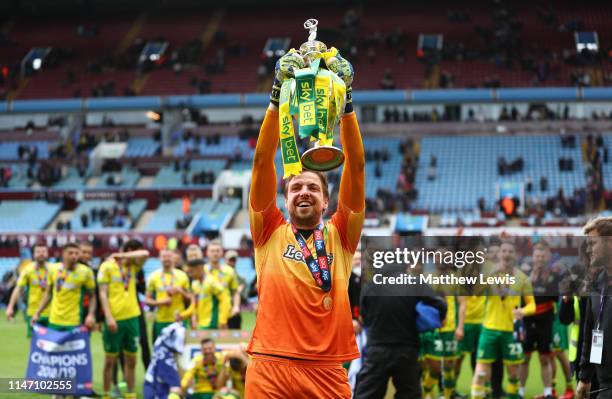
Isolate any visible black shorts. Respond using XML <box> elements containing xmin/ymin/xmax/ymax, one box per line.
<box><xmin>523</xmin><ymin>311</ymin><xmax>554</xmax><ymax>354</ymax></box>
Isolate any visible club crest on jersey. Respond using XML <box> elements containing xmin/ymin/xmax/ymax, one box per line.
<box><xmin>283</xmin><ymin>245</ymin><xmax>333</xmax><ymax>266</ymax></box>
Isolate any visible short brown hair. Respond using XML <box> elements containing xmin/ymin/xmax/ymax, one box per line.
<box><xmin>32</xmin><ymin>242</ymin><xmax>47</xmax><ymax>251</ymax></box>
<box><xmin>584</xmin><ymin>217</ymin><xmax>612</xmax><ymax>236</ymax></box>
<box><xmin>208</xmin><ymin>239</ymin><xmax>223</xmax><ymax>248</ymax></box>
<box><xmin>533</xmin><ymin>240</ymin><xmax>549</xmax><ymax>251</ymax></box>
<box><xmin>63</xmin><ymin>242</ymin><xmax>80</xmax><ymax>251</ymax></box>
<box><xmin>283</xmin><ymin>171</ymin><xmax>329</xmax><ymax>199</ymax></box>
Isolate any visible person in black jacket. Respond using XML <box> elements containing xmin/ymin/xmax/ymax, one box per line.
<box><xmin>354</xmin><ymin>263</ymin><xmax>447</xmax><ymax>399</ymax></box>
<box><xmin>576</xmin><ymin>218</ymin><xmax>612</xmax><ymax>399</ymax></box>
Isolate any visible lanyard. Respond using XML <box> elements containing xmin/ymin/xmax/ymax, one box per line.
<box><xmin>35</xmin><ymin>265</ymin><xmax>47</xmax><ymax>289</ymax></box>
<box><xmin>201</xmin><ymin>357</ymin><xmax>218</xmax><ymax>385</ymax></box>
<box><xmin>291</xmin><ymin>223</ymin><xmax>331</xmax><ymax>292</ymax></box>
<box><xmin>56</xmin><ymin>264</ymin><xmax>73</xmax><ymax>291</ymax></box>
<box><xmin>596</xmin><ymin>286</ymin><xmax>607</xmax><ymax>330</ymax></box>
<box><xmin>162</xmin><ymin>271</ymin><xmax>174</xmax><ymax>291</ymax></box>
<box><xmin>120</xmin><ymin>262</ymin><xmax>131</xmax><ymax>291</ymax></box>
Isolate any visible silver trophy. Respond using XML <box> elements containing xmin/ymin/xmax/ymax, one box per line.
<box><xmin>298</xmin><ymin>18</ymin><xmax>345</xmax><ymax>172</ymax></box>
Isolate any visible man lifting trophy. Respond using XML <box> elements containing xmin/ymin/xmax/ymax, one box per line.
<box><xmin>246</xmin><ymin>18</ymin><xmax>365</xmax><ymax>398</ymax></box>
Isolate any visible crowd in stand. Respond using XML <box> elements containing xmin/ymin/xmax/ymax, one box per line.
<box><xmin>364</xmin><ymin>138</ymin><xmax>418</xmax><ymax>215</ymax></box>
<box><xmin>80</xmin><ymin>202</ymin><xmax>132</xmax><ymax>229</ymax></box>
<box><xmin>381</xmin><ymin>104</ymin><xmax>612</xmax><ymax>124</ymax></box>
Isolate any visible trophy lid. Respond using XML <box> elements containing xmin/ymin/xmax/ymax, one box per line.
<box><xmin>299</xmin><ymin>19</ymin><xmax>327</xmax><ymax>64</ymax></box>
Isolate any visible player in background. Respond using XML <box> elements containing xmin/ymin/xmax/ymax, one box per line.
<box><xmin>519</xmin><ymin>241</ymin><xmax>561</xmax><ymax>399</ymax></box>
<box><xmin>423</xmin><ymin>261</ymin><xmax>466</xmax><ymax>399</ymax></box>
<box><xmin>79</xmin><ymin>241</ymin><xmax>95</xmax><ymax>267</ymax></box>
<box><xmin>78</xmin><ymin>241</ymin><xmax>105</xmax><ymax>328</ymax></box>
<box><xmin>223</xmin><ymin>250</ymin><xmax>246</xmax><ymax>329</ymax></box>
<box><xmin>98</xmin><ymin>239</ymin><xmax>149</xmax><ymax>399</ymax></box>
<box><xmin>6</xmin><ymin>243</ymin><xmax>55</xmax><ymax>337</ymax></box>
<box><xmin>454</xmin><ymin>239</ymin><xmax>494</xmax><ymax>397</ymax></box>
<box><xmin>181</xmin><ymin>338</ymin><xmax>225</xmax><ymax>399</ymax></box>
<box><xmin>182</xmin><ymin>257</ymin><xmax>228</xmax><ymax>330</ymax></box>
<box><xmin>217</xmin><ymin>346</ymin><xmax>249</xmax><ymax>397</ymax></box>
<box><xmin>186</xmin><ymin>244</ymin><xmax>204</xmax><ymax>264</ymax></box>
<box><xmin>471</xmin><ymin>241</ymin><xmax>536</xmax><ymax>399</ymax></box>
<box><xmin>245</xmin><ymin>48</ymin><xmax>363</xmax><ymax>397</ymax></box>
<box><xmin>204</xmin><ymin>240</ymin><xmax>237</xmax><ymax>329</ymax></box>
<box><xmin>31</xmin><ymin>242</ymin><xmax>96</xmax><ymax>330</ymax></box>
<box><xmin>145</xmin><ymin>248</ymin><xmax>191</xmax><ymax>342</ymax></box>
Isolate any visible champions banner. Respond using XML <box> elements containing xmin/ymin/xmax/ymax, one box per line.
<box><xmin>26</xmin><ymin>324</ymin><xmax>93</xmax><ymax>396</ymax></box>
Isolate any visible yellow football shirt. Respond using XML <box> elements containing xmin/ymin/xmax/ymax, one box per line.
<box><xmin>189</xmin><ymin>274</ymin><xmax>228</xmax><ymax>328</ymax></box>
<box><xmin>206</xmin><ymin>264</ymin><xmax>239</xmax><ymax>294</ymax></box>
<box><xmin>465</xmin><ymin>295</ymin><xmax>486</xmax><ymax>324</ymax></box>
<box><xmin>17</xmin><ymin>262</ymin><xmax>56</xmax><ymax>317</ymax></box>
<box><xmin>97</xmin><ymin>259</ymin><xmax>141</xmax><ymax>321</ymax></box>
<box><xmin>440</xmin><ymin>294</ymin><xmax>457</xmax><ymax>332</ymax></box>
<box><xmin>181</xmin><ymin>353</ymin><xmax>224</xmax><ymax>393</ymax></box>
<box><xmin>147</xmin><ymin>268</ymin><xmax>190</xmax><ymax>323</ymax></box>
<box><xmin>483</xmin><ymin>268</ymin><xmax>535</xmax><ymax>332</ymax></box>
<box><xmin>48</xmin><ymin>263</ymin><xmax>96</xmax><ymax>326</ymax></box>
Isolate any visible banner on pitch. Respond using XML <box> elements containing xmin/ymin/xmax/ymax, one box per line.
<box><xmin>26</xmin><ymin>324</ymin><xmax>93</xmax><ymax>396</ymax></box>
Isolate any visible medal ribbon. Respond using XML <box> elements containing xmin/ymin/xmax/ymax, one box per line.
<box><xmin>35</xmin><ymin>265</ymin><xmax>47</xmax><ymax>289</ymax></box>
<box><xmin>162</xmin><ymin>271</ymin><xmax>175</xmax><ymax>292</ymax></box>
<box><xmin>291</xmin><ymin>223</ymin><xmax>331</xmax><ymax>292</ymax></box>
<box><xmin>120</xmin><ymin>262</ymin><xmax>131</xmax><ymax>291</ymax></box>
<box><xmin>201</xmin><ymin>357</ymin><xmax>218</xmax><ymax>386</ymax></box>
<box><xmin>56</xmin><ymin>264</ymin><xmax>72</xmax><ymax>292</ymax></box>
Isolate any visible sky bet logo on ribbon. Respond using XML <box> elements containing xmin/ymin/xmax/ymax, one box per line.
<box><xmin>315</xmin><ymin>240</ymin><xmax>324</xmax><ymax>251</ymax></box>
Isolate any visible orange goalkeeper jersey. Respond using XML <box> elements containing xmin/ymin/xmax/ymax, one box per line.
<box><xmin>247</xmin><ymin>110</ymin><xmax>365</xmax><ymax>362</ymax></box>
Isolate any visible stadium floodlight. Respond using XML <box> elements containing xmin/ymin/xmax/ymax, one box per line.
<box><xmin>263</xmin><ymin>37</ymin><xmax>291</xmax><ymax>58</ymax></box>
<box><xmin>139</xmin><ymin>41</ymin><xmax>168</xmax><ymax>65</ymax></box>
<box><xmin>575</xmin><ymin>31</ymin><xmax>599</xmax><ymax>52</ymax></box>
<box><xmin>32</xmin><ymin>58</ymin><xmax>42</xmax><ymax>70</ymax></box>
<box><xmin>417</xmin><ymin>34</ymin><xmax>443</xmax><ymax>57</ymax></box>
<box><xmin>21</xmin><ymin>47</ymin><xmax>51</xmax><ymax>76</ymax></box>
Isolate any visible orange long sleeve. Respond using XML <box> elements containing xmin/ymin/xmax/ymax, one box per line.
<box><xmin>338</xmin><ymin>112</ymin><xmax>365</xmax><ymax>212</ymax></box>
<box><xmin>250</xmin><ymin>108</ymin><xmax>279</xmax><ymax>212</ymax></box>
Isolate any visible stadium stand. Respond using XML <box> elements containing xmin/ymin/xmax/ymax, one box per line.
<box><xmin>415</xmin><ymin>135</ymin><xmax>587</xmax><ymax>212</ymax></box>
<box><xmin>142</xmin><ymin>198</ymin><xmax>216</xmax><ymax>231</ymax></box>
<box><xmin>94</xmin><ymin>168</ymin><xmax>141</xmax><ymax>188</ymax></box>
<box><xmin>69</xmin><ymin>199</ymin><xmax>147</xmax><ymax>231</ymax></box>
<box><xmin>53</xmin><ymin>166</ymin><xmax>90</xmax><ymax>189</ymax></box>
<box><xmin>124</xmin><ymin>137</ymin><xmax>159</xmax><ymax>158</ymax></box>
<box><xmin>190</xmin><ymin>198</ymin><xmax>241</xmax><ymax>234</ymax></box>
<box><xmin>0</xmin><ymin>200</ymin><xmax>61</xmax><ymax>232</ymax></box>
<box><xmin>0</xmin><ymin>140</ymin><xmax>50</xmax><ymax>160</ymax></box>
<box><xmin>152</xmin><ymin>159</ymin><xmax>227</xmax><ymax>188</ymax></box>
<box><xmin>3</xmin><ymin>2</ymin><xmax>610</xmax><ymax>97</ymax></box>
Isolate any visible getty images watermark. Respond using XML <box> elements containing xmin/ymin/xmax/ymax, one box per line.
<box><xmin>360</xmin><ymin>235</ymin><xmax>598</xmax><ymax>296</ymax></box>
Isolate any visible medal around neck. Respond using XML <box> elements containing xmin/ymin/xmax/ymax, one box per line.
<box><xmin>278</xmin><ymin>18</ymin><xmax>347</xmax><ymax>178</ymax></box>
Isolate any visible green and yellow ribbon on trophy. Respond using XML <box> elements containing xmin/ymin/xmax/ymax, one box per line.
<box><xmin>279</xmin><ymin>18</ymin><xmax>348</xmax><ymax>178</ymax></box>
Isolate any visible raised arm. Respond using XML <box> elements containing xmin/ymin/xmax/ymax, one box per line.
<box><xmin>250</xmin><ymin>105</ymin><xmax>280</xmax><ymax>212</ymax></box>
<box><xmin>338</xmin><ymin>112</ymin><xmax>365</xmax><ymax>212</ymax></box>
